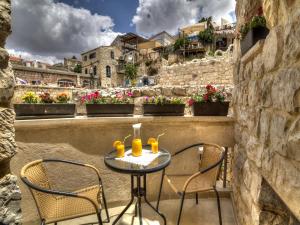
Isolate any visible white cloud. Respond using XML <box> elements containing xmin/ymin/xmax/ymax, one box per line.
<box><xmin>132</xmin><ymin>0</ymin><xmax>236</xmax><ymax>36</ymax></box>
<box><xmin>7</xmin><ymin>0</ymin><xmax>121</xmax><ymax>63</ymax></box>
<box><xmin>8</xmin><ymin>49</ymin><xmax>61</xmax><ymax>65</ymax></box>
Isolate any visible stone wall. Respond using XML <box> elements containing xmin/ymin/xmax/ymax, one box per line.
<box><xmin>232</xmin><ymin>0</ymin><xmax>300</xmax><ymax>225</ymax></box>
<box><xmin>0</xmin><ymin>0</ymin><xmax>21</xmax><ymax>224</ymax></box>
<box><xmin>156</xmin><ymin>55</ymin><xmax>234</xmax><ymax>86</ymax></box>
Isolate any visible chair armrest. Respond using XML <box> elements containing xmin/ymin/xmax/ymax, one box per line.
<box><xmin>43</xmin><ymin>159</ymin><xmax>103</xmax><ymax>184</ymax></box>
<box><xmin>172</xmin><ymin>143</ymin><xmax>205</xmax><ymax>157</ymax></box>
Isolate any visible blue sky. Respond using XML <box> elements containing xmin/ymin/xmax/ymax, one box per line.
<box><xmin>7</xmin><ymin>0</ymin><xmax>236</xmax><ymax>63</ymax></box>
<box><xmin>57</xmin><ymin>0</ymin><xmax>139</xmax><ymax>33</ymax></box>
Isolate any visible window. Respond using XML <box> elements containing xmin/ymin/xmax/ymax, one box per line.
<box><xmin>58</xmin><ymin>79</ymin><xmax>75</xmax><ymax>87</ymax></box>
<box><xmin>82</xmin><ymin>80</ymin><xmax>90</xmax><ymax>87</ymax></box>
<box><xmin>106</xmin><ymin>66</ymin><xmax>111</xmax><ymax>78</ymax></box>
<box><xmin>85</xmin><ymin>68</ymin><xmax>88</xmax><ymax>74</ymax></box>
<box><xmin>89</xmin><ymin>52</ymin><xmax>96</xmax><ymax>59</ymax></box>
<box><xmin>93</xmin><ymin>66</ymin><xmax>97</xmax><ymax>75</ymax></box>
<box><xmin>111</xmin><ymin>51</ymin><xmax>114</xmax><ymax>59</ymax></box>
<box><xmin>83</xmin><ymin>55</ymin><xmax>87</xmax><ymax>61</ymax></box>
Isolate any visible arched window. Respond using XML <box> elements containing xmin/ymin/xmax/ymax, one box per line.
<box><xmin>111</xmin><ymin>51</ymin><xmax>114</xmax><ymax>59</ymax></box>
<box><xmin>93</xmin><ymin>66</ymin><xmax>97</xmax><ymax>75</ymax></box>
<box><xmin>106</xmin><ymin>66</ymin><xmax>111</xmax><ymax>78</ymax></box>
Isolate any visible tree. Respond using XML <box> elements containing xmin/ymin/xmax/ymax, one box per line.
<box><xmin>198</xmin><ymin>16</ymin><xmax>212</xmax><ymax>23</ymax></box>
<box><xmin>73</xmin><ymin>64</ymin><xmax>82</xmax><ymax>73</ymax></box>
<box><xmin>173</xmin><ymin>37</ymin><xmax>190</xmax><ymax>51</ymax></box>
<box><xmin>124</xmin><ymin>63</ymin><xmax>137</xmax><ymax>81</ymax></box>
<box><xmin>198</xmin><ymin>27</ymin><xmax>214</xmax><ymax>44</ymax></box>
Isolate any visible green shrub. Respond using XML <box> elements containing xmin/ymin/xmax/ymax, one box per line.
<box><xmin>198</xmin><ymin>27</ymin><xmax>214</xmax><ymax>44</ymax></box>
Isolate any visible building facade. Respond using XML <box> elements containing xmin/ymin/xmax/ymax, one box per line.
<box><xmin>81</xmin><ymin>46</ymin><xmax>123</xmax><ymax>88</ymax></box>
<box><xmin>13</xmin><ymin>65</ymin><xmax>95</xmax><ymax>88</ymax></box>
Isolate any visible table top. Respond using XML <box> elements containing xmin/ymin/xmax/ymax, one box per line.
<box><xmin>104</xmin><ymin>145</ymin><xmax>171</xmax><ymax>174</ymax></box>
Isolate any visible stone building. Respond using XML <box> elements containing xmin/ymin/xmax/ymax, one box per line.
<box><xmin>13</xmin><ymin>65</ymin><xmax>95</xmax><ymax>88</ymax></box>
<box><xmin>81</xmin><ymin>46</ymin><xmax>123</xmax><ymax>88</ymax></box>
<box><xmin>64</xmin><ymin>56</ymin><xmax>82</xmax><ymax>72</ymax></box>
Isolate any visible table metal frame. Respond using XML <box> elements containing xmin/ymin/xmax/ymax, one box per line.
<box><xmin>112</xmin><ymin>173</ymin><xmax>166</xmax><ymax>225</ymax></box>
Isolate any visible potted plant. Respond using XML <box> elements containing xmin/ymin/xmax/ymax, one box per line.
<box><xmin>81</xmin><ymin>90</ymin><xmax>134</xmax><ymax>117</ymax></box>
<box><xmin>240</xmin><ymin>7</ymin><xmax>269</xmax><ymax>55</ymax></box>
<box><xmin>143</xmin><ymin>96</ymin><xmax>185</xmax><ymax>116</ymax></box>
<box><xmin>188</xmin><ymin>85</ymin><xmax>229</xmax><ymax>116</ymax></box>
<box><xmin>14</xmin><ymin>92</ymin><xmax>76</xmax><ymax>119</ymax></box>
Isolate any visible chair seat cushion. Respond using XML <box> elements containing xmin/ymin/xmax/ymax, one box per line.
<box><xmin>42</xmin><ymin>185</ymin><xmax>102</xmax><ymax>223</ymax></box>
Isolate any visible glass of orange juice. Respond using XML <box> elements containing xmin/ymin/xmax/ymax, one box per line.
<box><xmin>148</xmin><ymin>132</ymin><xmax>165</xmax><ymax>154</ymax></box>
<box><xmin>132</xmin><ymin>123</ymin><xmax>142</xmax><ymax>156</ymax></box>
<box><xmin>113</xmin><ymin>134</ymin><xmax>131</xmax><ymax>158</ymax></box>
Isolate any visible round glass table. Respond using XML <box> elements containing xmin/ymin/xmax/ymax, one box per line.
<box><xmin>104</xmin><ymin>145</ymin><xmax>171</xmax><ymax>225</ymax></box>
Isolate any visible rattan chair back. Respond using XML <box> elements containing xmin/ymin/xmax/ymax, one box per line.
<box><xmin>199</xmin><ymin>143</ymin><xmax>223</xmax><ymax>187</ymax></box>
<box><xmin>20</xmin><ymin>160</ymin><xmax>56</xmax><ymax>219</ymax></box>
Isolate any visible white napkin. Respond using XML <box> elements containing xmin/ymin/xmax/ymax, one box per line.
<box><xmin>116</xmin><ymin>149</ymin><xmax>160</xmax><ymax>166</ymax></box>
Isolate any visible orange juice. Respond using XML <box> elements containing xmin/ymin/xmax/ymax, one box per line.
<box><xmin>132</xmin><ymin>138</ymin><xmax>142</xmax><ymax>156</ymax></box>
<box><xmin>151</xmin><ymin>141</ymin><xmax>159</xmax><ymax>154</ymax></box>
<box><xmin>116</xmin><ymin>144</ymin><xmax>125</xmax><ymax>158</ymax></box>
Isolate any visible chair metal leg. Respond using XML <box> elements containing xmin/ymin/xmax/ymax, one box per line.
<box><xmin>156</xmin><ymin>169</ymin><xmax>165</xmax><ymax>210</ymax></box>
<box><xmin>177</xmin><ymin>192</ymin><xmax>185</xmax><ymax>225</ymax></box>
<box><xmin>195</xmin><ymin>192</ymin><xmax>198</xmax><ymax>205</ymax></box>
<box><xmin>213</xmin><ymin>187</ymin><xmax>222</xmax><ymax>225</ymax></box>
<box><xmin>102</xmin><ymin>190</ymin><xmax>110</xmax><ymax>223</ymax></box>
<box><xmin>96</xmin><ymin>211</ymin><xmax>103</xmax><ymax>225</ymax></box>
<box><xmin>41</xmin><ymin>219</ymin><xmax>46</xmax><ymax>225</ymax></box>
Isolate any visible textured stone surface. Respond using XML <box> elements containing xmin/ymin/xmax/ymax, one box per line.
<box><xmin>0</xmin><ymin>0</ymin><xmax>21</xmax><ymax>224</ymax></box>
<box><xmin>233</xmin><ymin>0</ymin><xmax>300</xmax><ymax>224</ymax></box>
<box><xmin>0</xmin><ymin>174</ymin><xmax>21</xmax><ymax>225</ymax></box>
<box><xmin>0</xmin><ymin>108</ymin><xmax>16</xmax><ymax>161</ymax></box>
<box><xmin>156</xmin><ymin>56</ymin><xmax>233</xmax><ymax>86</ymax></box>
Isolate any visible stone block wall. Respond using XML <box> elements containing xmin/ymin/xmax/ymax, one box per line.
<box><xmin>156</xmin><ymin>55</ymin><xmax>233</xmax><ymax>86</ymax></box>
<box><xmin>0</xmin><ymin>0</ymin><xmax>21</xmax><ymax>224</ymax></box>
<box><xmin>232</xmin><ymin>0</ymin><xmax>300</xmax><ymax>224</ymax></box>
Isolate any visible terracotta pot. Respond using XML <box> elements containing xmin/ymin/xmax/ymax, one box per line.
<box><xmin>86</xmin><ymin>104</ymin><xmax>134</xmax><ymax>117</ymax></box>
<box><xmin>192</xmin><ymin>102</ymin><xmax>229</xmax><ymax>116</ymax></box>
<box><xmin>143</xmin><ymin>104</ymin><xmax>185</xmax><ymax>116</ymax></box>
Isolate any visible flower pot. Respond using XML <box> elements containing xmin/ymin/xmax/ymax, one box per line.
<box><xmin>241</xmin><ymin>26</ymin><xmax>269</xmax><ymax>55</ymax></box>
<box><xmin>143</xmin><ymin>104</ymin><xmax>185</xmax><ymax>116</ymax></box>
<box><xmin>14</xmin><ymin>104</ymin><xmax>76</xmax><ymax>119</ymax></box>
<box><xmin>192</xmin><ymin>102</ymin><xmax>229</xmax><ymax>116</ymax></box>
<box><xmin>86</xmin><ymin>104</ymin><xmax>134</xmax><ymax>117</ymax></box>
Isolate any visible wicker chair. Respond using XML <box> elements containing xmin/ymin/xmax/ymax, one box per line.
<box><xmin>20</xmin><ymin>159</ymin><xmax>110</xmax><ymax>225</ymax></box>
<box><xmin>156</xmin><ymin>143</ymin><xmax>225</xmax><ymax>225</ymax></box>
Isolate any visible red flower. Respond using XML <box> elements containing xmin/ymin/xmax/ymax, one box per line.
<box><xmin>188</xmin><ymin>98</ymin><xmax>194</xmax><ymax>106</ymax></box>
<box><xmin>206</xmin><ymin>84</ymin><xmax>213</xmax><ymax>90</ymax></box>
<box><xmin>203</xmin><ymin>94</ymin><xmax>209</xmax><ymax>101</ymax></box>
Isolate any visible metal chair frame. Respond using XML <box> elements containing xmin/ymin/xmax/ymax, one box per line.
<box><xmin>156</xmin><ymin>143</ymin><xmax>225</xmax><ymax>225</ymax></box>
<box><xmin>20</xmin><ymin>159</ymin><xmax>110</xmax><ymax>225</ymax></box>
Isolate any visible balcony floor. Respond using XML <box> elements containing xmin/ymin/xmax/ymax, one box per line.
<box><xmin>52</xmin><ymin>197</ymin><xmax>236</xmax><ymax>225</ymax></box>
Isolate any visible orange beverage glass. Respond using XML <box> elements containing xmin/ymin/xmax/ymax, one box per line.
<box><xmin>151</xmin><ymin>141</ymin><xmax>159</xmax><ymax>154</ymax></box>
<box><xmin>116</xmin><ymin>143</ymin><xmax>125</xmax><ymax>158</ymax></box>
<box><xmin>132</xmin><ymin>138</ymin><xmax>142</xmax><ymax>156</ymax></box>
